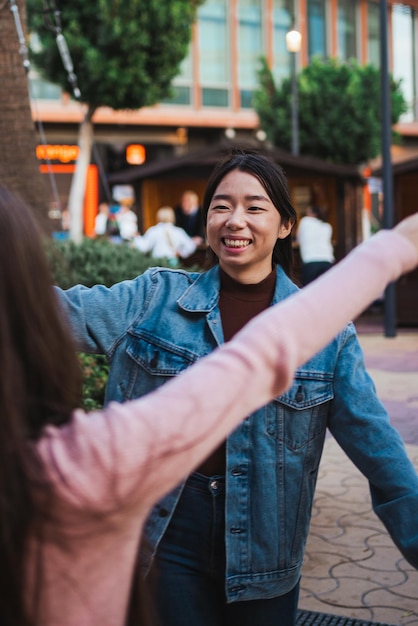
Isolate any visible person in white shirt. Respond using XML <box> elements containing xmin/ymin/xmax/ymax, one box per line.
<box><xmin>117</xmin><ymin>203</ymin><xmax>138</xmax><ymax>242</ymax></box>
<box><xmin>94</xmin><ymin>203</ymin><xmax>110</xmax><ymax>237</ymax></box>
<box><xmin>297</xmin><ymin>205</ymin><xmax>335</xmax><ymax>285</ymax></box>
<box><xmin>133</xmin><ymin>206</ymin><xmax>196</xmax><ymax>265</ymax></box>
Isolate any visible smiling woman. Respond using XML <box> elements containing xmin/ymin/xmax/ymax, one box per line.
<box><xmin>206</xmin><ymin>170</ymin><xmax>293</xmax><ymax>283</ymax></box>
<box><xmin>56</xmin><ymin>149</ymin><xmax>418</xmax><ymax>626</ymax></box>
<box><xmin>202</xmin><ymin>150</ymin><xmax>297</xmax><ymax>278</ymax></box>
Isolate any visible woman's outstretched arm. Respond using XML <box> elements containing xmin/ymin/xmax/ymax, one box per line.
<box><xmin>39</xmin><ymin>220</ymin><xmax>418</xmax><ymax>514</ymax></box>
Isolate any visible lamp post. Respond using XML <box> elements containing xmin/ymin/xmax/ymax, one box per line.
<box><xmin>379</xmin><ymin>0</ymin><xmax>396</xmax><ymax>337</ymax></box>
<box><xmin>286</xmin><ymin>28</ymin><xmax>302</xmax><ymax>156</ymax></box>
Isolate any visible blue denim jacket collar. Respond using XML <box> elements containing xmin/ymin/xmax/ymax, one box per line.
<box><xmin>178</xmin><ymin>264</ymin><xmax>298</xmax><ymax>313</ymax></box>
<box><xmin>178</xmin><ymin>265</ymin><xmax>220</xmax><ymax>313</ymax></box>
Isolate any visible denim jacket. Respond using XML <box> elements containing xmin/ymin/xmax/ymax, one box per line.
<box><xmin>58</xmin><ymin>265</ymin><xmax>418</xmax><ymax>602</ymax></box>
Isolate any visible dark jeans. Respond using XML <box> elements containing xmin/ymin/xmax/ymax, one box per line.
<box><xmin>145</xmin><ymin>472</ymin><xmax>300</xmax><ymax>626</ymax></box>
<box><xmin>301</xmin><ymin>261</ymin><xmax>333</xmax><ymax>286</ymax></box>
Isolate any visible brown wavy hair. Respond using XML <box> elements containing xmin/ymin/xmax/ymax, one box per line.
<box><xmin>0</xmin><ymin>188</ymin><xmax>82</xmax><ymax>625</ymax></box>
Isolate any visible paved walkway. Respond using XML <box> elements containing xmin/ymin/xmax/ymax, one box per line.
<box><xmin>298</xmin><ymin>316</ymin><xmax>418</xmax><ymax>625</ymax></box>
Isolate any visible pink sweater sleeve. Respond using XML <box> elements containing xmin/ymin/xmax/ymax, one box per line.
<box><xmin>38</xmin><ymin>230</ymin><xmax>417</xmax><ymax>513</ymax></box>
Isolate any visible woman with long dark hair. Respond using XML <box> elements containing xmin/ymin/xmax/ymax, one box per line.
<box><xmin>0</xmin><ymin>187</ymin><xmax>82</xmax><ymax>625</ymax></box>
<box><xmin>56</xmin><ymin>150</ymin><xmax>418</xmax><ymax>626</ymax></box>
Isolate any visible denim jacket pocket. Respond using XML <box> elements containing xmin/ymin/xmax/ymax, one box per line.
<box><xmin>120</xmin><ymin>330</ymin><xmax>199</xmax><ymax>399</ymax></box>
<box><xmin>266</xmin><ymin>373</ymin><xmax>333</xmax><ymax>450</ymax></box>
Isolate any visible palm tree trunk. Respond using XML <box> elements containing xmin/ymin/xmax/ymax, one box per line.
<box><xmin>0</xmin><ymin>0</ymin><xmax>51</xmax><ymax>231</ymax></box>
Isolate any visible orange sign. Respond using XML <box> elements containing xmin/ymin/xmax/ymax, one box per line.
<box><xmin>36</xmin><ymin>144</ymin><xmax>80</xmax><ymax>163</ymax></box>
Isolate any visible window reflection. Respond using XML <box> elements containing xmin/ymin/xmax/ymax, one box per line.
<box><xmin>392</xmin><ymin>4</ymin><xmax>415</xmax><ymax>122</ymax></box>
<box><xmin>198</xmin><ymin>0</ymin><xmax>230</xmax><ymax>107</ymax></box>
<box><xmin>307</xmin><ymin>0</ymin><xmax>327</xmax><ymax>60</ymax></box>
<box><xmin>367</xmin><ymin>1</ymin><xmax>380</xmax><ymax>68</ymax></box>
<box><xmin>163</xmin><ymin>52</ymin><xmax>193</xmax><ymax>106</ymax></box>
<box><xmin>338</xmin><ymin>0</ymin><xmax>358</xmax><ymax>61</ymax></box>
<box><xmin>238</xmin><ymin>0</ymin><xmax>263</xmax><ymax>109</ymax></box>
<box><xmin>272</xmin><ymin>0</ymin><xmax>293</xmax><ymax>84</ymax></box>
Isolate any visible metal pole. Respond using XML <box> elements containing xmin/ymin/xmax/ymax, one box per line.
<box><xmin>291</xmin><ymin>52</ymin><xmax>299</xmax><ymax>156</ymax></box>
<box><xmin>379</xmin><ymin>0</ymin><xmax>396</xmax><ymax>337</ymax></box>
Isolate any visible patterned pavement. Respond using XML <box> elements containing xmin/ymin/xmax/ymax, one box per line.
<box><xmin>298</xmin><ymin>319</ymin><xmax>418</xmax><ymax>626</ymax></box>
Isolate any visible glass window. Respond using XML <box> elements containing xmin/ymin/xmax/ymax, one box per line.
<box><xmin>367</xmin><ymin>1</ymin><xmax>380</xmax><ymax>67</ymax></box>
<box><xmin>272</xmin><ymin>0</ymin><xmax>293</xmax><ymax>84</ymax></box>
<box><xmin>197</xmin><ymin>0</ymin><xmax>230</xmax><ymax>107</ymax></box>
<box><xmin>161</xmin><ymin>86</ymin><xmax>191</xmax><ymax>106</ymax></box>
<box><xmin>202</xmin><ymin>87</ymin><xmax>229</xmax><ymax>107</ymax></box>
<box><xmin>338</xmin><ymin>0</ymin><xmax>358</xmax><ymax>61</ymax></box>
<box><xmin>178</xmin><ymin>45</ymin><xmax>193</xmax><ymax>82</ymax></box>
<box><xmin>307</xmin><ymin>0</ymin><xmax>327</xmax><ymax>60</ymax></box>
<box><xmin>164</xmin><ymin>50</ymin><xmax>193</xmax><ymax>105</ymax></box>
<box><xmin>238</xmin><ymin>0</ymin><xmax>264</xmax><ymax>108</ymax></box>
<box><xmin>392</xmin><ymin>4</ymin><xmax>415</xmax><ymax>122</ymax></box>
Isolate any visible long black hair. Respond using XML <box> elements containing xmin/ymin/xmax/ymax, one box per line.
<box><xmin>0</xmin><ymin>187</ymin><xmax>82</xmax><ymax>625</ymax></box>
<box><xmin>202</xmin><ymin>149</ymin><xmax>297</xmax><ymax>277</ymax></box>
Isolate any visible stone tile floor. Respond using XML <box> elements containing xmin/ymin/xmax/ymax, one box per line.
<box><xmin>298</xmin><ymin>322</ymin><xmax>418</xmax><ymax>626</ymax></box>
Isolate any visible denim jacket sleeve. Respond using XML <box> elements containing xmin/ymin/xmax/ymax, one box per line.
<box><xmin>328</xmin><ymin>324</ymin><xmax>418</xmax><ymax>569</ymax></box>
<box><xmin>55</xmin><ymin>271</ymin><xmax>152</xmax><ymax>356</ymax></box>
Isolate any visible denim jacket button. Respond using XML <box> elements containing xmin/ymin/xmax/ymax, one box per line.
<box><xmin>295</xmin><ymin>385</ymin><xmax>304</xmax><ymax>403</ymax></box>
<box><xmin>231</xmin><ymin>468</ymin><xmax>242</xmax><ymax>476</ymax></box>
<box><xmin>150</xmin><ymin>352</ymin><xmax>159</xmax><ymax>368</ymax></box>
<box><xmin>230</xmin><ymin>527</ymin><xmax>242</xmax><ymax>534</ymax></box>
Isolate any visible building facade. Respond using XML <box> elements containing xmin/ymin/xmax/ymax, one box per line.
<box><xmin>32</xmin><ymin>0</ymin><xmax>418</xmax><ymax>218</ymax></box>
<box><xmin>30</xmin><ymin>0</ymin><xmax>418</xmax><ymax>324</ymax></box>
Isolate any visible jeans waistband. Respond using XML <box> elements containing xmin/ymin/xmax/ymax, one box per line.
<box><xmin>186</xmin><ymin>471</ymin><xmax>226</xmax><ymax>495</ymax></box>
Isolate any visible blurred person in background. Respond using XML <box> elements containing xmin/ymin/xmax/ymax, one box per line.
<box><xmin>94</xmin><ymin>202</ymin><xmax>110</xmax><ymax>237</ymax></box>
<box><xmin>133</xmin><ymin>206</ymin><xmax>196</xmax><ymax>266</ymax></box>
<box><xmin>297</xmin><ymin>205</ymin><xmax>335</xmax><ymax>285</ymax></box>
<box><xmin>118</xmin><ymin>201</ymin><xmax>138</xmax><ymax>243</ymax></box>
<box><xmin>175</xmin><ymin>189</ymin><xmax>205</xmax><ymax>245</ymax></box>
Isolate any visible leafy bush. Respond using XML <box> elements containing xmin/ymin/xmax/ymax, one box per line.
<box><xmin>46</xmin><ymin>237</ymin><xmax>171</xmax><ymax>289</ymax></box>
<box><xmin>46</xmin><ymin>237</ymin><xmax>175</xmax><ymax>409</ymax></box>
<box><xmin>79</xmin><ymin>353</ymin><xmax>110</xmax><ymax>411</ymax></box>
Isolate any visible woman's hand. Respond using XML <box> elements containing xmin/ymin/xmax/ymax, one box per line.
<box><xmin>394</xmin><ymin>213</ymin><xmax>418</xmax><ymax>257</ymax></box>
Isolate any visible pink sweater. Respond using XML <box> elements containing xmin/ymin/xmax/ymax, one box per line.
<box><xmin>26</xmin><ymin>231</ymin><xmax>417</xmax><ymax>625</ymax></box>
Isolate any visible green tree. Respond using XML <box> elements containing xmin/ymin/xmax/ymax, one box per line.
<box><xmin>27</xmin><ymin>0</ymin><xmax>203</xmax><ymax>241</ymax></box>
<box><xmin>254</xmin><ymin>56</ymin><xmax>407</xmax><ymax>165</ymax></box>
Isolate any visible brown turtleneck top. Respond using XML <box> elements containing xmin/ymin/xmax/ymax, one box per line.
<box><xmin>197</xmin><ymin>266</ymin><xmax>277</xmax><ymax>476</ymax></box>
